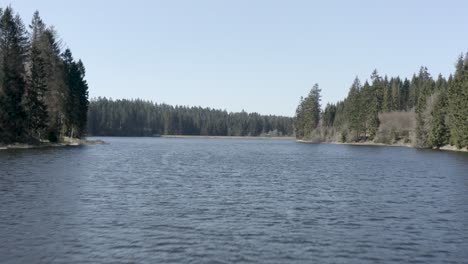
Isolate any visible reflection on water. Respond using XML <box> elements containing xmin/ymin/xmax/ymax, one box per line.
<box><xmin>1</xmin><ymin>137</ymin><xmax>468</xmax><ymax>263</ymax></box>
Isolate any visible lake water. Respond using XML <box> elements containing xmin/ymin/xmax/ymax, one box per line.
<box><xmin>1</xmin><ymin>137</ymin><xmax>468</xmax><ymax>263</ymax></box>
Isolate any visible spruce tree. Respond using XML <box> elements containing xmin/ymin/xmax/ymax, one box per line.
<box><xmin>0</xmin><ymin>7</ymin><xmax>29</xmax><ymax>143</ymax></box>
<box><xmin>307</xmin><ymin>83</ymin><xmax>322</xmax><ymax>132</ymax></box>
<box><xmin>408</xmin><ymin>75</ymin><xmax>419</xmax><ymax>110</ymax></box>
<box><xmin>428</xmin><ymin>92</ymin><xmax>449</xmax><ymax>148</ymax></box>
<box><xmin>391</xmin><ymin>77</ymin><xmax>401</xmax><ymax>111</ymax></box>
<box><xmin>370</xmin><ymin>69</ymin><xmax>384</xmax><ymax>112</ymax></box>
<box><xmin>322</xmin><ymin>103</ymin><xmax>336</xmax><ymax>127</ymax></box>
<box><xmin>400</xmin><ymin>78</ymin><xmax>410</xmax><ymax>110</ymax></box>
<box><xmin>346</xmin><ymin>77</ymin><xmax>364</xmax><ymax>140</ymax></box>
<box><xmin>30</xmin><ymin>11</ymin><xmax>45</xmax><ymax>43</ymax></box>
<box><xmin>294</xmin><ymin>84</ymin><xmax>321</xmax><ymax>138</ymax></box>
<box><xmin>448</xmin><ymin>54</ymin><xmax>468</xmax><ymax>148</ymax></box>
<box><xmin>41</xmin><ymin>29</ymin><xmax>68</xmax><ymax>141</ymax></box>
<box><xmin>294</xmin><ymin>97</ymin><xmax>305</xmax><ymax>138</ymax></box>
<box><xmin>383</xmin><ymin>77</ymin><xmax>393</xmax><ymax>112</ymax></box>
<box><xmin>415</xmin><ymin>67</ymin><xmax>434</xmax><ymax>147</ymax></box>
<box><xmin>62</xmin><ymin>49</ymin><xmax>81</xmax><ymax>138</ymax></box>
<box><xmin>23</xmin><ymin>45</ymin><xmax>48</xmax><ymax>140</ymax></box>
<box><xmin>75</xmin><ymin>60</ymin><xmax>89</xmax><ymax>137</ymax></box>
<box><xmin>361</xmin><ymin>81</ymin><xmax>379</xmax><ymax>139</ymax></box>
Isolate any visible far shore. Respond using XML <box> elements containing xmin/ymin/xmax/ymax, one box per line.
<box><xmin>296</xmin><ymin>139</ymin><xmax>468</xmax><ymax>153</ymax></box>
<box><xmin>161</xmin><ymin>135</ymin><xmax>296</xmax><ymax>140</ymax></box>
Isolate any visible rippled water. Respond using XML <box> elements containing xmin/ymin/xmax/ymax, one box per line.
<box><xmin>1</xmin><ymin>137</ymin><xmax>468</xmax><ymax>263</ymax></box>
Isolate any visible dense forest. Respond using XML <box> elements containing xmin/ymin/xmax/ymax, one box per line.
<box><xmin>295</xmin><ymin>54</ymin><xmax>468</xmax><ymax>149</ymax></box>
<box><xmin>0</xmin><ymin>6</ymin><xmax>88</xmax><ymax>144</ymax></box>
<box><xmin>87</xmin><ymin>98</ymin><xmax>294</xmax><ymax>137</ymax></box>
<box><xmin>2</xmin><ymin>5</ymin><xmax>466</xmax><ymax>146</ymax></box>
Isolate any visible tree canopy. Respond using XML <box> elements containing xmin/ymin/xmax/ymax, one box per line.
<box><xmin>87</xmin><ymin>98</ymin><xmax>294</xmax><ymax>137</ymax></box>
<box><xmin>0</xmin><ymin>6</ymin><xmax>89</xmax><ymax>144</ymax></box>
<box><xmin>295</xmin><ymin>54</ymin><xmax>468</xmax><ymax>149</ymax></box>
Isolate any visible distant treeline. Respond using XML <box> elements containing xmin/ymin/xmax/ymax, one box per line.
<box><xmin>0</xmin><ymin>6</ymin><xmax>89</xmax><ymax>144</ymax></box>
<box><xmin>295</xmin><ymin>54</ymin><xmax>468</xmax><ymax>149</ymax></box>
<box><xmin>87</xmin><ymin>98</ymin><xmax>294</xmax><ymax>137</ymax></box>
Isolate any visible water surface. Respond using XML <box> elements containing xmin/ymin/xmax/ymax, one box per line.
<box><xmin>1</xmin><ymin>137</ymin><xmax>468</xmax><ymax>263</ymax></box>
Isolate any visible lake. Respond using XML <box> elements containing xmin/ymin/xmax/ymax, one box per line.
<box><xmin>1</xmin><ymin>137</ymin><xmax>468</xmax><ymax>263</ymax></box>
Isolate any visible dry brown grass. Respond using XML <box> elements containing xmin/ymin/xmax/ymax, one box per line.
<box><xmin>376</xmin><ymin>111</ymin><xmax>416</xmax><ymax>144</ymax></box>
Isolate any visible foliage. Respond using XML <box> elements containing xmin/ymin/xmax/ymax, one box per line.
<box><xmin>294</xmin><ymin>55</ymin><xmax>468</xmax><ymax>149</ymax></box>
<box><xmin>294</xmin><ymin>84</ymin><xmax>321</xmax><ymax>138</ymax></box>
<box><xmin>0</xmin><ymin>6</ymin><xmax>88</xmax><ymax>144</ymax></box>
<box><xmin>87</xmin><ymin>98</ymin><xmax>294</xmax><ymax>137</ymax></box>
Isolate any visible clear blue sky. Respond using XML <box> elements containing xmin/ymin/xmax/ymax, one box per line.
<box><xmin>9</xmin><ymin>0</ymin><xmax>468</xmax><ymax>116</ymax></box>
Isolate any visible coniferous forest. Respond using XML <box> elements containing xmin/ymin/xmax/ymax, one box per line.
<box><xmin>0</xmin><ymin>6</ymin><xmax>89</xmax><ymax>144</ymax></box>
<box><xmin>295</xmin><ymin>55</ymin><xmax>468</xmax><ymax>149</ymax></box>
<box><xmin>1</xmin><ymin>5</ymin><xmax>467</xmax><ymax>148</ymax></box>
<box><xmin>87</xmin><ymin>98</ymin><xmax>294</xmax><ymax>137</ymax></box>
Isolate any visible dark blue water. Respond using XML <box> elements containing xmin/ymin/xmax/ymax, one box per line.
<box><xmin>1</xmin><ymin>137</ymin><xmax>468</xmax><ymax>263</ymax></box>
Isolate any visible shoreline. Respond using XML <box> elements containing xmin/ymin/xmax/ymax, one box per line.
<box><xmin>296</xmin><ymin>140</ymin><xmax>468</xmax><ymax>153</ymax></box>
<box><xmin>0</xmin><ymin>139</ymin><xmax>106</xmax><ymax>150</ymax></box>
<box><xmin>160</xmin><ymin>135</ymin><xmax>296</xmax><ymax>140</ymax></box>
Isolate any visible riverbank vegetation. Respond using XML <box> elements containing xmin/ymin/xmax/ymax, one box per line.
<box><xmin>87</xmin><ymin>98</ymin><xmax>294</xmax><ymax>137</ymax></box>
<box><xmin>0</xmin><ymin>6</ymin><xmax>89</xmax><ymax>145</ymax></box>
<box><xmin>295</xmin><ymin>54</ymin><xmax>468</xmax><ymax>150</ymax></box>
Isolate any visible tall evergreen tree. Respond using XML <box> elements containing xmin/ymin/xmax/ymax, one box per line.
<box><xmin>400</xmin><ymin>78</ymin><xmax>410</xmax><ymax>110</ymax></box>
<box><xmin>294</xmin><ymin>97</ymin><xmax>305</xmax><ymax>138</ymax></box>
<box><xmin>30</xmin><ymin>11</ymin><xmax>45</xmax><ymax>43</ymax></box>
<box><xmin>0</xmin><ymin>6</ymin><xmax>89</xmax><ymax>144</ymax></box>
<box><xmin>294</xmin><ymin>84</ymin><xmax>322</xmax><ymax>138</ymax></box>
<box><xmin>0</xmin><ymin>7</ymin><xmax>29</xmax><ymax>143</ymax></box>
<box><xmin>41</xmin><ymin>28</ymin><xmax>68</xmax><ymax>140</ymax></box>
<box><xmin>428</xmin><ymin>92</ymin><xmax>449</xmax><ymax>148</ymax></box>
<box><xmin>361</xmin><ymin>81</ymin><xmax>379</xmax><ymax>139</ymax></box>
<box><xmin>75</xmin><ymin>59</ymin><xmax>89</xmax><ymax>136</ymax></box>
<box><xmin>383</xmin><ymin>77</ymin><xmax>393</xmax><ymax>112</ymax></box>
<box><xmin>305</xmin><ymin>84</ymin><xmax>322</xmax><ymax>133</ymax></box>
<box><xmin>415</xmin><ymin>67</ymin><xmax>434</xmax><ymax>147</ymax></box>
<box><xmin>23</xmin><ymin>45</ymin><xmax>48</xmax><ymax>140</ymax></box>
<box><xmin>346</xmin><ymin>77</ymin><xmax>364</xmax><ymax>139</ymax></box>
<box><xmin>370</xmin><ymin>69</ymin><xmax>384</xmax><ymax>112</ymax></box>
<box><xmin>448</xmin><ymin>54</ymin><xmax>468</xmax><ymax>148</ymax></box>
<box><xmin>322</xmin><ymin>103</ymin><xmax>336</xmax><ymax>127</ymax></box>
<box><xmin>391</xmin><ymin>77</ymin><xmax>401</xmax><ymax>111</ymax></box>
